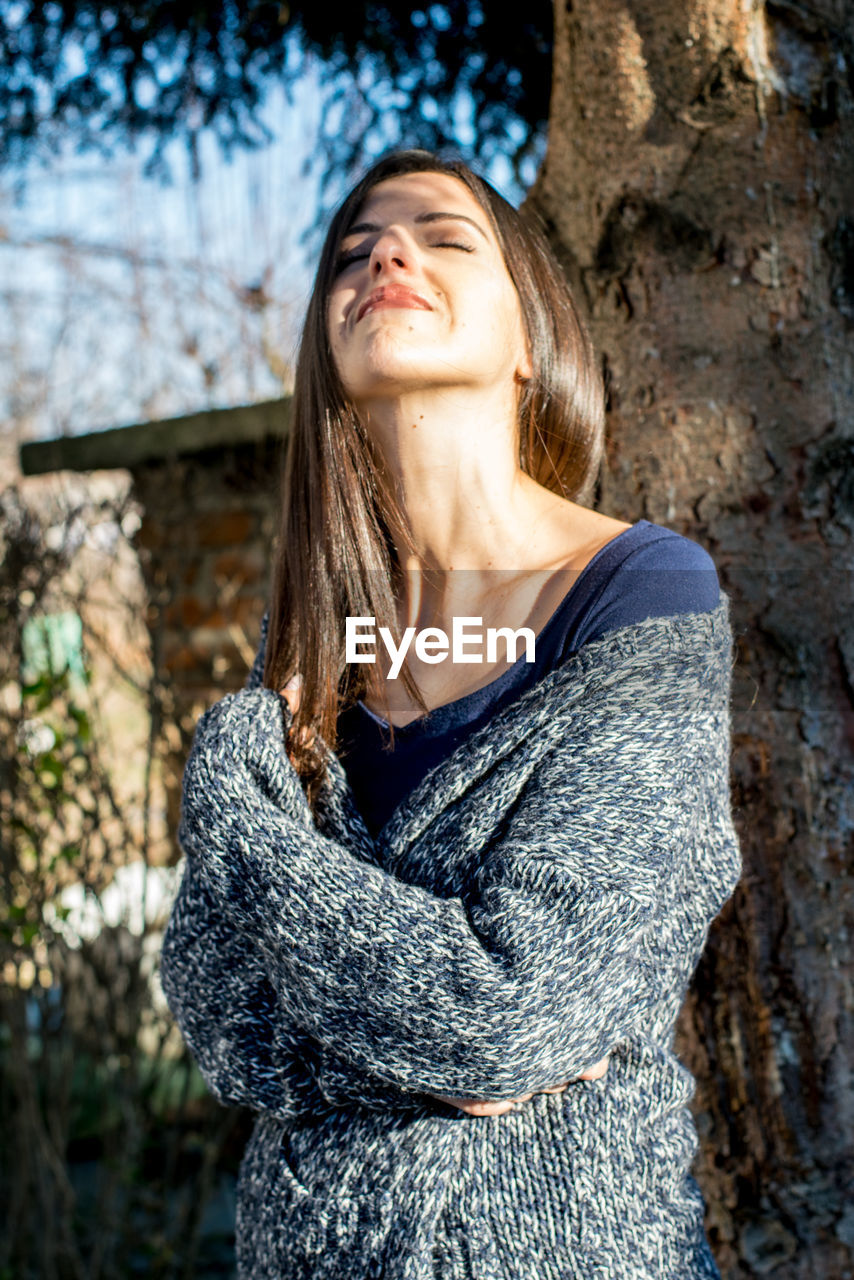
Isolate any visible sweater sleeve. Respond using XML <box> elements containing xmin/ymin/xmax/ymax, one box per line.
<box><xmin>160</xmin><ymin>610</ymin><xmax>342</xmax><ymax>1119</ymax></box>
<box><xmin>177</xmin><ymin>620</ymin><xmax>738</xmax><ymax>1103</ymax></box>
<box><xmin>160</xmin><ymin>853</ymin><xmax>315</xmax><ymax>1119</ymax></box>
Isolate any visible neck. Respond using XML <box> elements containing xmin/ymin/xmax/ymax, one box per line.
<box><xmin>359</xmin><ymin>384</ymin><xmax>550</xmax><ymax>557</ymax></box>
<box><xmin>353</xmin><ymin>385</ymin><xmax>582</xmax><ymax>631</ymax></box>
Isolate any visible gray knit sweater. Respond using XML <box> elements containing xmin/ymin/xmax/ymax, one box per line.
<box><xmin>160</xmin><ymin>595</ymin><xmax>741</xmax><ymax>1279</ymax></box>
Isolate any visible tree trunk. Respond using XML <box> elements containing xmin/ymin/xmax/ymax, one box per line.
<box><xmin>529</xmin><ymin>2</ymin><xmax>854</xmax><ymax>1275</ymax></box>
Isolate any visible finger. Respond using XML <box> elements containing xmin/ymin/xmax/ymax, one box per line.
<box><xmin>456</xmin><ymin>1100</ymin><xmax>518</xmax><ymax>1116</ymax></box>
<box><xmin>280</xmin><ymin>674</ymin><xmax>303</xmax><ymax>715</ymax></box>
<box><xmin>430</xmin><ymin>1093</ymin><xmax>529</xmax><ymax>1116</ymax></box>
<box><xmin>281</xmin><ymin>690</ymin><xmax>299</xmax><ymax>717</ymax></box>
<box><xmin>577</xmin><ymin>1054</ymin><xmax>610</xmax><ymax>1081</ymax></box>
<box><xmin>435</xmin><ymin>1098</ymin><xmax>513</xmax><ymax>1116</ymax></box>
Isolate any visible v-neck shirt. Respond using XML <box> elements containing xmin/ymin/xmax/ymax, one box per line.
<box><xmin>335</xmin><ymin>519</ymin><xmax>720</xmax><ymax>838</ymax></box>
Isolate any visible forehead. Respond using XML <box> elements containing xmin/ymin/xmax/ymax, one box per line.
<box><xmin>345</xmin><ymin>171</ymin><xmax>493</xmax><ymax>236</ymax></box>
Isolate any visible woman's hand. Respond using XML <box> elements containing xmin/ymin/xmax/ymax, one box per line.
<box><xmin>280</xmin><ymin>677</ymin><xmax>302</xmax><ymax>717</ymax></box>
<box><xmin>280</xmin><ymin>676</ymin><xmax>315</xmax><ymax>766</ymax></box>
<box><xmin>429</xmin><ymin>1054</ymin><xmax>611</xmax><ymax>1116</ymax></box>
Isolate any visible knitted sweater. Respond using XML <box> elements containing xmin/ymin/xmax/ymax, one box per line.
<box><xmin>160</xmin><ymin>595</ymin><xmax>741</xmax><ymax>1280</ymax></box>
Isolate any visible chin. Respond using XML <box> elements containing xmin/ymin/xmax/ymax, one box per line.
<box><xmin>340</xmin><ymin>335</ymin><xmax>441</xmax><ymax>399</ymax></box>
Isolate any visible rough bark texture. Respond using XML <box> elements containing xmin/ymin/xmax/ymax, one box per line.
<box><xmin>529</xmin><ymin>3</ymin><xmax>854</xmax><ymax>1276</ymax></box>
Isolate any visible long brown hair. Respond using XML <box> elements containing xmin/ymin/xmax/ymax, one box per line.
<box><xmin>263</xmin><ymin>149</ymin><xmax>604</xmax><ymax>809</ymax></box>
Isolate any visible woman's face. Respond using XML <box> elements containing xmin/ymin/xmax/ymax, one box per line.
<box><xmin>326</xmin><ymin>171</ymin><xmax>532</xmax><ymax>408</ymax></box>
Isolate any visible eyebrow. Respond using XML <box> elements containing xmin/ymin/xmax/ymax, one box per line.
<box><xmin>342</xmin><ymin>211</ymin><xmax>490</xmax><ymax>242</ymax></box>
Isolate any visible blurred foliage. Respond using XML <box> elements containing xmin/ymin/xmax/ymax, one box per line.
<box><xmin>0</xmin><ymin>483</ymin><xmax>248</xmax><ymax>1278</ymax></box>
<box><xmin>0</xmin><ymin>1</ymin><xmax>552</xmax><ymax>192</ymax></box>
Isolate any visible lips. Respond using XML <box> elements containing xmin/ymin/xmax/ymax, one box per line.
<box><xmin>356</xmin><ymin>283</ymin><xmax>433</xmax><ymax>323</ymax></box>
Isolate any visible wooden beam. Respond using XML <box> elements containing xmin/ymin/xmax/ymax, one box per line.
<box><xmin>19</xmin><ymin>398</ymin><xmax>292</xmax><ymax>475</ymax></box>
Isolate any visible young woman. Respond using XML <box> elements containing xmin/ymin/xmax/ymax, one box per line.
<box><xmin>162</xmin><ymin>150</ymin><xmax>741</xmax><ymax>1279</ymax></box>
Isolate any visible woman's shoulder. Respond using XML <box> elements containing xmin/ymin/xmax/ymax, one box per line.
<box><xmin>560</xmin><ymin>519</ymin><xmax>721</xmax><ymax>654</ymax></box>
<box><xmin>551</xmin><ymin>503</ymin><xmax>714</xmax><ymax>576</ymax></box>
<box><xmin>616</xmin><ymin>519</ymin><xmax>720</xmax><ymax>574</ymax></box>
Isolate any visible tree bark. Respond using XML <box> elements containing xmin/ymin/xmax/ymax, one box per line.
<box><xmin>529</xmin><ymin>2</ymin><xmax>854</xmax><ymax>1275</ymax></box>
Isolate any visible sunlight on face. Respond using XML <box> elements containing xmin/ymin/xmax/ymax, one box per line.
<box><xmin>326</xmin><ymin>171</ymin><xmax>532</xmax><ymax>407</ymax></box>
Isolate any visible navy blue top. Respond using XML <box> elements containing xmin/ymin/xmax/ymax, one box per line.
<box><xmin>336</xmin><ymin>519</ymin><xmax>720</xmax><ymax>838</ymax></box>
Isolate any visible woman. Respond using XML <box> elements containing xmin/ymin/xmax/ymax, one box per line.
<box><xmin>161</xmin><ymin>149</ymin><xmax>741</xmax><ymax>1279</ymax></box>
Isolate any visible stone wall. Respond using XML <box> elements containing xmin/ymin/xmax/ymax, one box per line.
<box><xmin>19</xmin><ymin>399</ymin><xmax>292</xmax><ymax>853</ymax></box>
<box><xmin>131</xmin><ymin>436</ymin><xmax>284</xmax><ymax>840</ymax></box>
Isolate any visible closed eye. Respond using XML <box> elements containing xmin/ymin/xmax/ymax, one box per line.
<box><xmin>334</xmin><ymin>250</ymin><xmax>370</xmax><ymax>274</ymax></box>
<box><xmin>334</xmin><ymin>239</ymin><xmax>475</xmax><ymax>274</ymax></box>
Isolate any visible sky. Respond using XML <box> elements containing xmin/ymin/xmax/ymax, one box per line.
<box><xmin>1</xmin><ymin>70</ymin><xmax>325</xmax><ymax>450</ymax></box>
<box><xmin>0</xmin><ymin>59</ymin><xmax>538</xmax><ymax>455</ymax></box>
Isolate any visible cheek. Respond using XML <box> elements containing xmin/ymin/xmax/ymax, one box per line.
<box><xmin>326</xmin><ymin>302</ymin><xmax>349</xmax><ymax>367</ymax></box>
<box><xmin>478</xmin><ymin>275</ymin><xmax>520</xmax><ymax>329</ymax></box>
<box><xmin>485</xmin><ymin>288</ymin><xmax>527</xmax><ymax>361</ymax></box>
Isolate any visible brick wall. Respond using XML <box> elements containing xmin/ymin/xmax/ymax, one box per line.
<box><xmin>131</xmin><ymin>437</ymin><xmax>284</xmax><ymax>841</ymax></box>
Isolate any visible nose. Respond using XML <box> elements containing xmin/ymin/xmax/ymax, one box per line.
<box><xmin>369</xmin><ymin>226</ymin><xmax>416</xmax><ymax>275</ymax></box>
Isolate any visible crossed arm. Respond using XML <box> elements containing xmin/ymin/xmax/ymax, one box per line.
<box><xmin>161</xmin><ymin>693</ymin><xmax>611</xmax><ymax>1123</ymax></box>
<box><xmin>170</xmin><ymin>672</ymin><xmax>701</xmax><ymax>1107</ymax></box>
<box><xmin>287</xmin><ymin>679</ymin><xmax>609</xmax><ymax>1116</ymax></box>
<box><xmin>163</xmin><ymin>612</ymin><xmax>728</xmax><ymax>1119</ymax></box>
